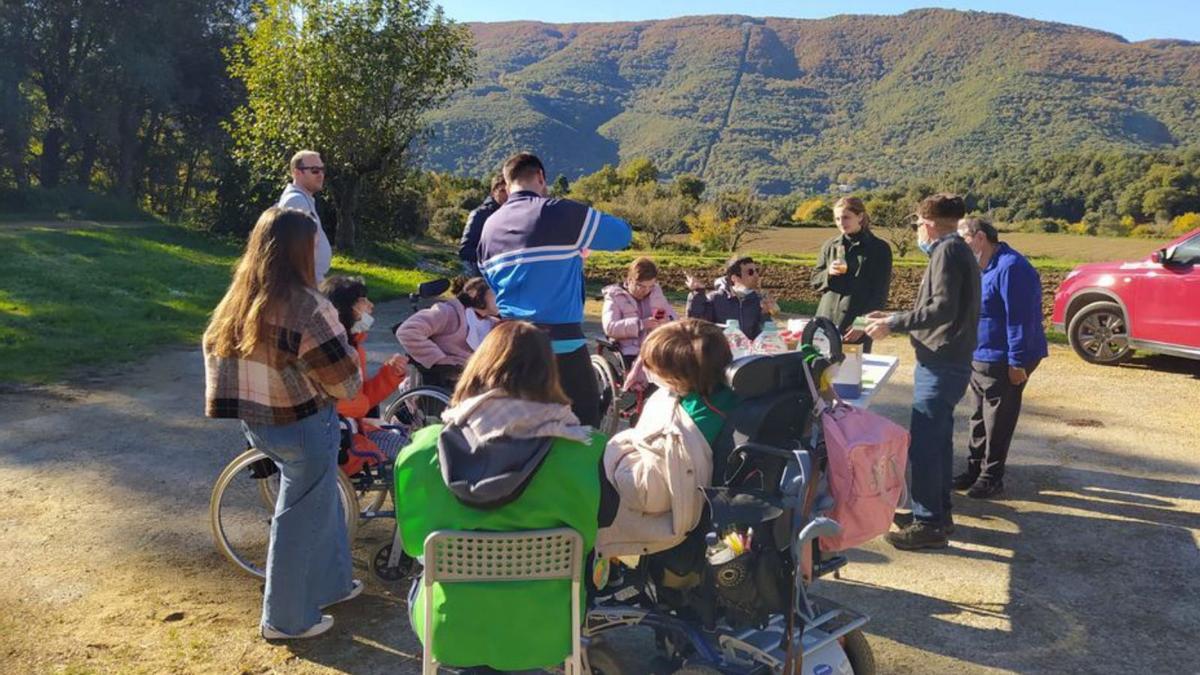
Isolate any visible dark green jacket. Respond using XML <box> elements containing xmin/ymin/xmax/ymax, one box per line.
<box><xmin>393</xmin><ymin>424</ymin><xmax>606</xmax><ymax>671</ymax></box>
<box><xmin>812</xmin><ymin>230</ymin><xmax>893</xmax><ymax>332</ymax></box>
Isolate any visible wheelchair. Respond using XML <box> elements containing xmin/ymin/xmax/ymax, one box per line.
<box><xmin>210</xmin><ymin>279</ymin><xmax>457</xmax><ymax>580</ymax></box>
<box><xmin>584</xmin><ymin>318</ymin><xmax>877</xmax><ymax>674</ymax></box>
<box><xmin>591</xmin><ymin>337</ymin><xmax>651</xmax><ymax>436</ymax></box>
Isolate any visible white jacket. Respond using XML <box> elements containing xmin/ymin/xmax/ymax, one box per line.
<box><xmin>596</xmin><ymin>388</ymin><xmax>715</xmax><ymax>557</ymax></box>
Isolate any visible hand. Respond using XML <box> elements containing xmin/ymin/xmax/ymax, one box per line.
<box><xmin>760</xmin><ymin>294</ymin><xmax>780</xmax><ymax>315</ymax></box>
<box><xmin>643</xmin><ymin>317</ymin><xmax>664</xmax><ymax>331</ymax></box>
<box><xmin>828</xmin><ymin>260</ymin><xmax>848</xmax><ymax>276</ymax></box>
<box><xmin>864</xmin><ymin>318</ymin><xmax>892</xmax><ymax>341</ymax></box>
<box><xmin>842</xmin><ymin>328</ymin><xmax>865</xmax><ymax>343</ymax></box>
<box><xmin>385</xmin><ymin>353</ymin><xmax>409</xmax><ymax>373</ymax></box>
<box><xmin>865</xmin><ymin>310</ymin><xmax>892</xmax><ymax>320</ymax></box>
<box><xmin>1008</xmin><ymin>366</ymin><xmax>1028</xmax><ymax>386</ymax></box>
<box><xmin>684</xmin><ymin>274</ymin><xmax>705</xmax><ymax>292</ymax></box>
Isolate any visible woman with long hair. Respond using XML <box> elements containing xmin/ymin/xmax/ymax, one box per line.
<box><xmin>392</xmin><ymin>320</ymin><xmax>614</xmax><ymax>673</ymax></box>
<box><xmin>811</xmin><ymin>196</ymin><xmax>894</xmax><ymax>350</ymax></box>
<box><xmin>203</xmin><ymin>207</ymin><xmax>363</xmax><ymax>640</ymax></box>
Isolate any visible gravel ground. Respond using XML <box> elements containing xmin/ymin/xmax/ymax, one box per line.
<box><xmin>0</xmin><ymin>298</ymin><xmax>1197</xmax><ymax>674</ymax></box>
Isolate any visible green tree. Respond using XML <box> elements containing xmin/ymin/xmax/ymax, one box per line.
<box><xmin>569</xmin><ymin>164</ymin><xmax>622</xmax><ymax>204</ymax></box>
<box><xmin>617</xmin><ymin>157</ymin><xmax>658</xmax><ymax>186</ymax></box>
<box><xmin>711</xmin><ymin>189</ymin><xmax>770</xmax><ymax>251</ymax></box>
<box><xmin>599</xmin><ymin>183</ymin><xmax>691</xmax><ymax>247</ymax></box>
<box><xmin>865</xmin><ymin>197</ymin><xmax>912</xmax><ymax>257</ymax></box>
<box><xmin>550</xmin><ymin>174</ymin><xmax>570</xmax><ymax>197</ymax></box>
<box><xmin>672</xmin><ymin>173</ymin><xmax>705</xmax><ymax>203</ymax></box>
<box><xmin>227</xmin><ymin>0</ymin><xmax>474</xmax><ymax>250</ymax></box>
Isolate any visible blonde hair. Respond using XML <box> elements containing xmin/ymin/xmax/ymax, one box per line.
<box><xmin>641</xmin><ymin>319</ymin><xmax>732</xmax><ymax>396</ymax></box>
<box><xmin>452</xmin><ymin>321</ymin><xmax>570</xmax><ymax>405</ymax></box>
<box><xmin>204</xmin><ymin>207</ymin><xmax>317</xmax><ymax>357</ymax></box>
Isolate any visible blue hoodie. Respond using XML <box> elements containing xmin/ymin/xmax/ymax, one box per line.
<box><xmin>478</xmin><ymin>191</ymin><xmax>633</xmax><ymax>353</ymax></box>
<box><xmin>974</xmin><ymin>243</ymin><xmax>1049</xmax><ymax>367</ymax></box>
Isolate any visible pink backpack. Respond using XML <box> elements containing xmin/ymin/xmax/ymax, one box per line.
<box><xmin>804</xmin><ymin>362</ymin><xmax>910</xmax><ymax>552</ymax></box>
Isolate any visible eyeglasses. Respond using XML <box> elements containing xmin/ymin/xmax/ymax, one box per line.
<box><xmin>741</xmin><ymin>268</ymin><xmax>759</xmax><ymax>277</ymax></box>
<box><xmin>297</xmin><ymin>165</ymin><xmax>325</xmax><ymax>175</ymax></box>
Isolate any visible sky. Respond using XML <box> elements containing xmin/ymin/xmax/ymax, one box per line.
<box><xmin>434</xmin><ymin>0</ymin><xmax>1200</xmax><ymax>43</ymax></box>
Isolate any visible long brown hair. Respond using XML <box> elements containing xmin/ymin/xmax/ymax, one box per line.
<box><xmin>451</xmin><ymin>321</ymin><xmax>569</xmax><ymax>405</ymax></box>
<box><xmin>641</xmin><ymin>319</ymin><xmax>732</xmax><ymax>396</ymax></box>
<box><xmin>834</xmin><ymin>197</ymin><xmax>871</xmax><ymax>232</ymax></box>
<box><xmin>204</xmin><ymin>207</ymin><xmax>317</xmax><ymax>357</ymax></box>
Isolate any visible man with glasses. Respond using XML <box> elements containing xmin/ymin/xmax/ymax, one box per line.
<box><xmin>278</xmin><ymin>150</ymin><xmax>332</xmax><ymax>283</ymax></box>
<box><xmin>860</xmin><ymin>194</ymin><xmax>980</xmax><ymax>551</ymax></box>
<box><xmin>685</xmin><ymin>256</ymin><xmax>777</xmax><ymax>340</ymax></box>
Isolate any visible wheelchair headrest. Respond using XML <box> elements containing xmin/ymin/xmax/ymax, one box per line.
<box><xmin>418</xmin><ymin>278</ymin><xmax>451</xmax><ymax>298</ymax></box>
<box><xmin>725</xmin><ymin>351</ymin><xmax>814</xmax><ymax>399</ymax></box>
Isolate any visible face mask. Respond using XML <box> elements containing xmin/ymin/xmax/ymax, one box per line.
<box><xmin>464</xmin><ymin>309</ymin><xmax>494</xmax><ymax>350</ymax></box>
<box><xmin>731</xmin><ymin>284</ymin><xmax>751</xmax><ymax>298</ymax></box>
<box><xmin>918</xmin><ymin>240</ymin><xmax>935</xmax><ymax>256</ymax></box>
<box><xmin>974</xmin><ymin>251</ymin><xmax>983</xmax><ymax>264</ymax></box>
<box><xmin>351</xmin><ymin>312</ymin><xmax>374</xmax><ymax>334</ymax></box>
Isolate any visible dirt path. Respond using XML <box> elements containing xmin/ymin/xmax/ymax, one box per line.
<box><xmin>1</xmin><ymin>299</ymin><xmax>1197</xmax><ymax>674</ymax></box>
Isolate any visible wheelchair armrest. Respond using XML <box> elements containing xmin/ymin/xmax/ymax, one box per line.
<box><xmin>797</xmin><ymin>517</ymin><xmax>841</xmax><ymax>547</ymax></box>
<box><xmin>733</xmin><ymin>442</ymin><xmax>795</xmax><ymax>462</ymax></box>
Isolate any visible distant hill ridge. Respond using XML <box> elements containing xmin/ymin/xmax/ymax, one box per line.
<box><xmin>421</xmin><ymin>8</ymin><xmax>1200</xmax><ymax>194</ymax></box>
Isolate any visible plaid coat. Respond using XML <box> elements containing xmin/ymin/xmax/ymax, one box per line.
<box><xmin>204</xmin><ymin>288</ymin><xmax>362</xmax><ymax>426</ymax></box>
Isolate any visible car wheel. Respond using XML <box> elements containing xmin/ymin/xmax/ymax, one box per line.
<box><xmin>1068</xmin><ymin>300</ymin><xmax>1131</xmax><ymax>365</ymax></box>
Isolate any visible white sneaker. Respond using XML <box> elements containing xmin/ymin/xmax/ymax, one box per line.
<box><xmin>261</xmin><ymin>614</ymin><xmax>334</xmax><ymax>640</ymax></box>
<box><xmin>320</xmin><ymin>579</ymin><xmax>364</xmax><ymax>610</ymax></box>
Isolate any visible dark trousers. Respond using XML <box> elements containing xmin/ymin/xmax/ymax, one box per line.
<box><xmin>965</xmin><ymin>360</ymin><xmax>1038</xmax><ymax>482</ymax></box>
<box><xmin>909</xmin><ymin>361</ymin><xmax>972</xmax><ymax>525</ymax></box>
<box><xmin>557</xmin><ymin>346</ymin><xmax>601</xmax><ymax>427</ymax></box>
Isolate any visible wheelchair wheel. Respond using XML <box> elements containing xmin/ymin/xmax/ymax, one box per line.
<box><xmin>211</xmin><ymin>448</ymin><xmax>359</xmax><ymax>579</ymax></box>
<box><xmin>382</xmin><ymin>385</ymin><xmax>451</xmax><ymax>432</ymax></box>
<box><xmin>842</xmin><ymin>629</ymin><xmax>876</xmax><ymax>674</ymax></box>
<box><xmin>258</xmin><ymin>462</ymin><xmax>388</xmax><ymax>517</ymax></box>
<box><xmin>591</xmin><ymin>355</ymin><xmax>620</xmax><ymax>437</ymax></box>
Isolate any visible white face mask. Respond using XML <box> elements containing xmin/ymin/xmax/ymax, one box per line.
<box><xmin>464</xmin><ymin>309</ymin><xmax>494</xmax><ymax>350</ymax></box>
<box><xmin>351</xmin><ymin>312</ymin><xmax>374</xmax><ymax>334</ymax></box>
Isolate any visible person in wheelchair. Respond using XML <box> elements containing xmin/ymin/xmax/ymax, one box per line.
<box><xmin>394</xmin><ymin>276</ymin><xmax>498</xmax><ymax>390</ymax></box>
<box><xmin>321</xmin><ymin>275</ymin><xmax>410</xmax><ymax>465</ymax></box>
<box><xmin>597</xmin><ymin>319</ymin><xmax>739</xmax><ymax>558</ymax></box>
<box><xmin>601</xmin><ymin>256</ymin><xmax>677</xmax><ymax>372</ymax></box>
<box><xmin>392</xmin><ymin>321</ymin><xmax>616</xmax><ymax>674</ymax></box>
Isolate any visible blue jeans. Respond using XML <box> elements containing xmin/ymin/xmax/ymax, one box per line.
<box><xmin>909</xmin><ymin>361</ymin><xmax>972</xmax><ymax>526</ymax></box>
<box><xmin>242</xmin><ymin>405</ymin><xmax>353</xmax><ymax>634</ymax></box>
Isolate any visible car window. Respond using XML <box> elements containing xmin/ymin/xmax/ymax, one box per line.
<box><xmin>1167</xmin><ymin>233</ymin><xmax>1200</xmax><ymax>266</ymax></box>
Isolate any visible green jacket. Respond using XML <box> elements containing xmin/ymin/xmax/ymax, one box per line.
<box><xmin>393</xmin><ymin>423</ymin><xmax>606</xmax><ymax>670</ymax></box>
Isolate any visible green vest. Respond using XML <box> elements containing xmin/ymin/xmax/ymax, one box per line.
<box><xmin>393</xmin><ymin>424</ymin><xmax>606</xmax><ymax>671</ymax></box>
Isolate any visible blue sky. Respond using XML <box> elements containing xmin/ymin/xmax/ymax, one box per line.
<box><xmin>434</xmin><ymin>1</ymin><xmax>1200</xmax><ymax>42</ymax></box>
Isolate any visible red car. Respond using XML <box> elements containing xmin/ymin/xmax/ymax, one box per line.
<box><xmin>1052</xmin><ymin>228</ymin><xmax>1200</xmax><ymax>364</ymax></box>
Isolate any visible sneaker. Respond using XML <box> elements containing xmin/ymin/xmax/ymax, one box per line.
<box><xmin>952</xmin><ymin>471</ymin><xmax>979</xmax><ymax>491</ymax></box>
<box><xmin>320</xmin><ymin>580</ymin><xmax>363</xmax><ymax>610</ymax></box>
<box><xmin>262</xmin><ymin>614</ymin><xmax>334</xmax><ymax>640</ymax></box>
<box><xmin>967</xmin><ymin>479</ymin><xmax>1004</xmax><ymax>500</ymax></box>
<box><xmin>886</xmin><ymin>523</ymin><xmax>949</xmax><ymax>551</ymax></box>
<box><xmin>894</xmin><ymin>511</ymin><xmax>954</xmax><ymax>534</ymax></box>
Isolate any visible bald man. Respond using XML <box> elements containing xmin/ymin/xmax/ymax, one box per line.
<box><xmin>278</xmin><ymin>150</ymin><xmax>332</xmax><ymax>283</ymax></box>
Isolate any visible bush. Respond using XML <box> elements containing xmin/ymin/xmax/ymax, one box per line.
<box><xmin>428</xmin><ymin>206</ymin><xmax>467</xmax><ymax>244</ymax></box>
<box><xmin>1170</xmin><ymin>212</ymin><xmax>1200</xmax><ymax>236</ymax></box>
<box><xmin>1067</xmin><ymin>222</ymin><xmax>1095</xmax><ymax>236</ymax></box>
<box><xmin>1130</xmin><ymin>223</ymin><xmax>1166</xmax><ymax>238</ymax></box>
<box><xmin>0</xmin><ymin>187</ymin><xmax>152</xmax><ymax>222</ymax></box>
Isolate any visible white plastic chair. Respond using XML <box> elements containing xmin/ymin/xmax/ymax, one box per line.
<box><xmin>421</xmin><ymin>528</ymin><xmax>585</xmax><ymax>675</ymax></box>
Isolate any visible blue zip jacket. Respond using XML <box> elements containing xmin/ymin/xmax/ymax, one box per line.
<box><xmin>479</xmin><ymin>190</ymin><xmax>633</xmax><ymax>353</ymax></box>
<box><xmin>974</xmin><ymin>243</ymin><xmax>1048</xmax><ymax>367</ymax></box>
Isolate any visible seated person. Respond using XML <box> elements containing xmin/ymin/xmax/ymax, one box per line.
<box><xmin>392</xmin><ymin>321</ymin><xmax>615</xmax><ymax>674</ymax></box>
<box><xmin>597</xmin><ymin>319</ymin><xmax>739</xmax><ymax>558</ymax></box>
<box><xmin>685</xmin><ymin>255</ymin><xmax>779</xmax><ymax>340</ymax></box>
<box><xmin>321</xmin><ymin>276</ymin><xmax>409</xmax><ymax>467</ymax></box>
<box><xmin>601</xmin><ymin>256</ymin><xmax>678</xmax><ymax>372</ymax></box>
<box><xmin>394</xmin><ymin>276</ymin><xmax>498</xmax><ymax>389</ymax></box>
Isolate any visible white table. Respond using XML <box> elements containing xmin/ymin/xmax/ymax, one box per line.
<box><xmin>836</xmin><ymin>354</ymin><xmax>900</xmax><ymax>409</ymax></box>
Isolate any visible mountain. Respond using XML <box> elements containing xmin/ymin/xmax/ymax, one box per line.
<box><xmin>420</xmin><ymin>9</ymin><xmax>1200</xmax><ymax>195</ymax></box>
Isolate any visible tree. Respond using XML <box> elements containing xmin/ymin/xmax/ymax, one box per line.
<box><xmin>569</xmin><ymin>164</ymin><xmax>622</xmax><ymax>204</ymax></box>
<box><xmin>549</xmin><ymin>174</ymin><xmax>570</xmax><ymax>197</ymax></box>
<box><xmin>1171</xmin><ymin>212</ymin><xmax>1200</xmax><ymax>236</ymax></box>
<box><xmin>227</xmin><ymin>0</ymin><xmax>474</xmax><ymax>250</ymax></box>
<box><xmin>791</xmin><ymin>197</ymin><xmax>832</xmax><ymax>224</ymax></box>
<box><xmin>617</xmin><ymin>157</ymin><xmax>658</xmax><ymax>186</ymax></box>
<box><xmin>686</xmin><ymin>203</ymin><xmax>737</xmax><ymax>253</ymax></box>
<box><xmin>672</xmin><ymin>173</ymin><xmax>705</xmax><ymax>203</ymax></box>
<box><xmin>866</xmin><ymin>197</ymin><xmax>913</xmax><ymax>258</ymax></box>
<box><xmin>711</xmin><ymin>189</ymin><xmax>770</xmax><ymax>251</ymax></box>
<box><xmin>599</xmin><ymin>183</ymin><xmax>691</xmax><ymax>247</ymax></box>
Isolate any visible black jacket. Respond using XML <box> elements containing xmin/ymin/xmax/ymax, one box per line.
<box><xmin>811</xmin><ymin>230</ymin><xmax>893</xmax><ymax>332</ymax></box>
<box><xmin>890</xmin><ymin>234</ymin><xmax>981</xmax><ymax>365</ymax></box>
<box><xmin>458</xmin><ymin>195</ymin><xmax>501</xmax><ymax>264</ymax></box>
<box><xmin>686</xmin><ymin>278</ymin><xmax>765</xmax><ymax>340</ymax></box>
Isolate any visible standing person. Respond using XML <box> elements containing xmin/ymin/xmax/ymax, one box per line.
<box><xmin>861</xmin><ymin>194</ymin><xmax>980</xmax><ymax>551</ymax></box>
<box><xmin>685</xmin><ymin>256</ymin><xmax>779</xmax><ymax>340</ymax></box>
<box><xmin>459</xmin><ymin>174</ymin><xmax>508</xmax><ymax>277</ymax></box>
<box><xmin>812</xmin><ymin>197</ymin><xmax>893</xmax><ymax>351</ymax></box>
<box><xmin>601</xmin><ymin>257</ymin><xmax>678</xmax><ymax>371</ymax></box>
<box><xmin>278</xmin><ymin>150</ymin><xmax>332</xmax><ymax>284</ymax></box>
<box><xmin>203</xmin><ymin>207</ymin><xmax>363</xmax><ymax>639</ymax></box>
<box><xmin>478</xmin><ymin>152</ymin><xmax>633</xmax><ymax>427</ymax></box>
<box><xmin>955</xmin><ymin>217</ymin><xmax>1048</xmax><ymax>498</ymax></box>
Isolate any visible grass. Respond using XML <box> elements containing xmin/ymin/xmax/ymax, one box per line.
<box><xmin>0</xmin><ymin>222</ymin><xmax>435</xmax><ymax>384</ymax></box>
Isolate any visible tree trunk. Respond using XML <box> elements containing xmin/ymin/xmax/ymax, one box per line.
<box><xmin>39</xmin><ymin>125</ymin><xmax>64</xmax><ymax>188</ymax></box>
<box><xmin>75</xmin><ymin>136</ymin><xmax>97</xmax><ymax>187</ymax></box>
<box><xmin>333</xmin><ymin>175</ymin><xmax>361</xmax><ymax>252</ymax></box>
<box><xmin>114</xmin><ymin>101</ymin><xmax>140</xmax><ymax>198</ymax></box>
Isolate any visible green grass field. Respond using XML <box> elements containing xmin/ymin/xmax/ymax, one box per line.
<box><xmin>0</xmin><ymin>222</ymin><xmax>435</xmax><ymax>384</ymax></box>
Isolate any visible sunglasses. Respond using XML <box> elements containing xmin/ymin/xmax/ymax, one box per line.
<box><xmin>298</xmin><ymin>165</ymin><xmax>326</xmax><ymax>175</ymax></box>
<box><xmin>740</xmin><ymin>268</ymin><xmax>759</xmax><ymax>277</ymax></box>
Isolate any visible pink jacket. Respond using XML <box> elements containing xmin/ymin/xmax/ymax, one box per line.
<box><xmin>601</xmin><ymin>283</ymin><xmax>678</xmax><ymax>356</ymax></box>
<box><xmin>394</xmin><ymin>298</ymin><xmax>493</xmax><ymax>369</ymax></box>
